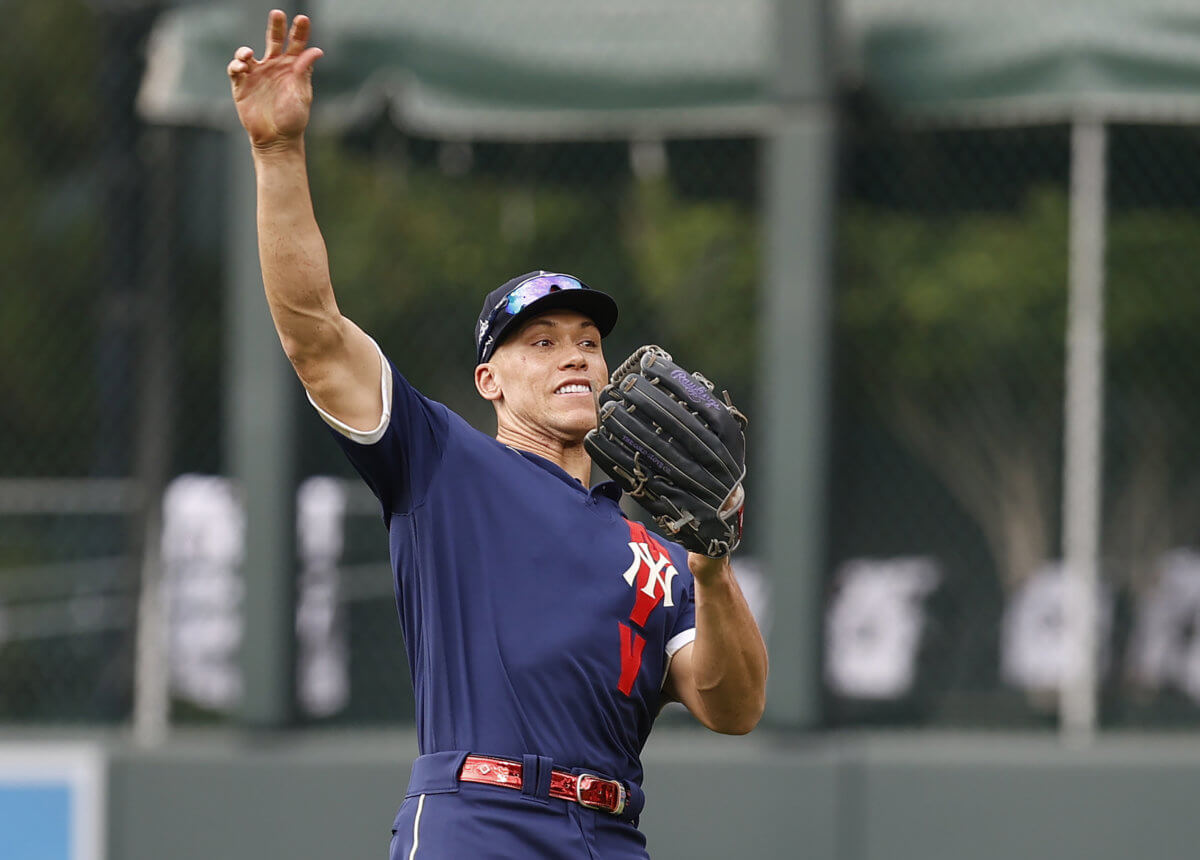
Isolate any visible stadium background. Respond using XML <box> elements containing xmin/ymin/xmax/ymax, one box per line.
<box><xmin>3</xmin><ymin>0</ymin><xmax>1200</xmax><ymax>857</ymax></box>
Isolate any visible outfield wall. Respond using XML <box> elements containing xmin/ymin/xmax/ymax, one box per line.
<box><xmin>11</xmin><ymin>729</ymin><xmax>1200</xmax><ymax>860</ymax></box>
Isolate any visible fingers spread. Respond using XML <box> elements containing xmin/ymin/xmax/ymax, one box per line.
<box><xmin>264</xmin><ymin>8</ymin><xmax>286</xmax><ymax>58</ymax></box>
<box><xmin>286</xmin><ymin>15</ymin><xmax>311</xmax><ymax>55</ymax></box>
<box><xmin>296</xmin><ymin>46</ymin><xmax>324</xmax><ymax>76</ymax></box>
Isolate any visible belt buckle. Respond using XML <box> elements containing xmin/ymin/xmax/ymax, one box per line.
<box><xmin>575</xmin><ymin>773</ymin><xmax>626</xmax><ymax>816</ymax></box>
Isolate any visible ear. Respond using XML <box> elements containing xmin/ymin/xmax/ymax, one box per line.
<box><xmin>475</xmin><ymin>362</ymin><xmax>503</xmax><ymax>402</ymax></box>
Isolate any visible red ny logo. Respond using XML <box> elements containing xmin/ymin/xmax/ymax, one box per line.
<box><xmin>617</xmin><ymin>522</ymin><xmax>679</xmax><ymax>696</ymax></box>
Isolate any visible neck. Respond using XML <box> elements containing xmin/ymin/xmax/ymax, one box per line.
<box><xmin>496</xmin><ymin>427</ymin><xmax>592</xmax><ymax>485</ymax></box>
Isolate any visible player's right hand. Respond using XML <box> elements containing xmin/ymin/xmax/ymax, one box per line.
<box><xmin>227</xmin><ymin>9</ymin><xmax>324</xmax><ymax>149</ymax></box>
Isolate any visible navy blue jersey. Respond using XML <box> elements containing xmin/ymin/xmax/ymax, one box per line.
<box><xmin>312</xmin><ymin>345</ymin><xmax>696</xmax><ymax>789</ymax></box>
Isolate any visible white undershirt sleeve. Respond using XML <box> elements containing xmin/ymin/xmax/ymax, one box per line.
<box><xmin>305</xmin><ymin>338</ymin><xmax>393</xmax><ymax>445</ymax></box>
<box><xmin>662</xmin><ymin>627</ymin><xmax>698</xmax><ymax>687</ymax></box>
<box><xmin>665</xmin><ymin>628</ymin><xmax>697</xmax><ymax>658</ymax></box>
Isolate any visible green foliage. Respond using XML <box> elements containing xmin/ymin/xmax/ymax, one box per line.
<box><xmin>841</xmin><ymin>190</ymin><xmax>1068</xmax><ymax>403</ymax></box>
<box><xmin>0</xmin><ymin>0</ymin><xmax>102</xmax><ymax>474</ymax></box>
<box><xmin>838</xmin><ymin>187</ymin><xmax>1200</xmax><ymax>584</ymax></box>
<box><xmin>1107</xmin><ymin>209</ymin><xmax>1200</xmax><ymax>393</ymax></box>
<box><xmin>0</xmin><ymin>0</ymin><xmax>99</xmax><ymax>176</ymax></box>
<box><xmin>841</xmin><ymin>188</ymin><xmax>1200</xmax><ymax>399</ymax></box>
<box><xmin>624</xmin><ymin>177</ymin><xmax>759</xmax><ymax>402</ymax></box>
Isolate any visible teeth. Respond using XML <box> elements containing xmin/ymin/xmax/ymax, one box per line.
<box><xmin>556</xmin><ymin>384</ymin><xmax>591</xmax><ymax>395</ymax></box>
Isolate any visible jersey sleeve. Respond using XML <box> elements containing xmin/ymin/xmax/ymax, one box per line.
<box><xmin>664</xmin><ymin>543</ymin><xmax>697</xmax><ymax>660</ymax></box>
<box><xmin>307</xmin><ymin>339</ymin><xmax>450</xmax><ymax>516</ymax></box>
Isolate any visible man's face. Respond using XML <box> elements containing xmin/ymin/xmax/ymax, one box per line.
<box><xmin>483</xmin><ymin>309</ymin><xmax>609</xmax><ymax>442</ymax></box>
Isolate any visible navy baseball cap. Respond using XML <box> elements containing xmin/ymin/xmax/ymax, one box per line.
<box><xmin>475</xmin><ymin>271</ymin><xmax>618</xmax><ymax>364</ymax></box>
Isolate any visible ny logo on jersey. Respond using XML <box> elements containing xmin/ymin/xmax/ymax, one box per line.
<box><xmin>617</xmin><ymin>521</ymin><xmax>679</xmax><ymax>696</ymax></box>
<box><xmin>621</xmin><ymin>525</ymin><xmax>679</xmax><ymax>626</ymax></box>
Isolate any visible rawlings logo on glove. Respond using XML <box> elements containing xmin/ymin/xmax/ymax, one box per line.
<box><xmin>585</xmin><ymin>345</ymin><xmax>747</xmax><ymax>558</ymax></box>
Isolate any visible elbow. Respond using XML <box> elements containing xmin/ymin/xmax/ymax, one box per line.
<box><xmin>710</xmin><ymin>716</ymin><xmax>761</xmax><ymax>737</ymax></box>
<box><xmin>729</xmin><ymin>700</ymin><xmax>767</xmax><ymax>736</ymax></box>
<box><xmin>714</xmin><ymin>720</ymin><xmax>759</xmax><ymax>737</ymax></box>
<box><xmin>704</xmin><ymin>693</ymin><xmax>766</xmax><ymax>736</ymax></box>
<box><xmin>279</xmin><ymin>314</ymin><xmax>346</xmax><ymax>376</ymax></box>
<box><xmin>280</xmin><ymin>326</ymin><xmax>330</xmax><ymax>369</ymax></box>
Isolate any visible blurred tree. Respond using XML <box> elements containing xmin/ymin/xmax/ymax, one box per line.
<box><xmin>1105</xmin><ymin>209</ymin><xmax>1200</xmax><ymax>595</ymax></box>
<box><xmin>840</xmin><ymin>189</ymin><xmax>1200</xmax><ymax>592</ymax></box>
<box><xmin>624</xmin><ymin>175</ymin><xmax>759</xmax><ymax>405</ymax></box>
<box><xmin>0</xmin><ymin>0</ymin><xmax>102</xmax><ymax>476</ymax></box>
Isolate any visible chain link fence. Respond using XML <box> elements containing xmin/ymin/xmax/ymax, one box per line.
<box><xmin>0</xmin><ymin>0</ymin><xmax>157</xmax><ymax>722</ymax></box>
<box><xmin>3</xmin><ymin>0</ymin><xmax>1199</xmax><ymax>731</ymax></box>
<box><xmin>828</xmin><ymin>109</ymin><xmax>1200</xmax><ymax>727</ymax></box>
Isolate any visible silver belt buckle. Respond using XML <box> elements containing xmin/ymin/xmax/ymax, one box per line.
<box><xmin>575</xmin><ymin>773</ymin><xmax>626</xmax><ymax>815</ymax></box>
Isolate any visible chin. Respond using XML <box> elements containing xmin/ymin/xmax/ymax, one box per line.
<box><xmin>558</xmin><ymin>413</ymin><xmax>598</xmax><ymax>440</ymax></box>
<box><xmin>568</xmin><ymin>419</ymin><xmax>598</xmax><ymax>439</ymax></box>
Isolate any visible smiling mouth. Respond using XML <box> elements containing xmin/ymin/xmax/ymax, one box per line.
<box><xmin>554</xmin><ymin>383</ymin><xmax>593</xmax><ymax>395</ymax></box>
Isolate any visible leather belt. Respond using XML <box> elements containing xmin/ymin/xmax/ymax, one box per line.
<box><xmin>458</xmin><ymin>755</ymin><xmax>627</xmax><ymax>816</ymax></box>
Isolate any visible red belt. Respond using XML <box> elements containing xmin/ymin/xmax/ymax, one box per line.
<box><xmin>458</xmin><ymin>755</ymin><xmax>627</xmax><ymax>816</ymax></box>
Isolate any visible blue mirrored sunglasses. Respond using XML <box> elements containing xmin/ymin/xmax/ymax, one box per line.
<box><xmin>501</xmin><ymin>274</ymin><xmax>586</xmax><ymax>316</ymax></box>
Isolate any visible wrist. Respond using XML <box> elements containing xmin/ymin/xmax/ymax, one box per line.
<box><xmin>251</xmin><ymin>136</ymin><xmax>307</xmax><ymax>161</ymax></box>
<box><xmin>687</xmin><ymin>552</ymin><xmax>732</xmax><ymax>587</ymax></box>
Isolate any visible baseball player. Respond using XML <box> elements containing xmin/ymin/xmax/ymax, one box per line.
<box><xmin>227</xmin><ymin>11</ymin><xmax>767</xmax><ymax>858</ymax></box>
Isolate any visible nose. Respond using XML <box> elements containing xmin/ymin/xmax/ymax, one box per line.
<box><xmin>560</xmin><ymin>344</ymin><xmax>587</xmax><ymax>369</ymax></box>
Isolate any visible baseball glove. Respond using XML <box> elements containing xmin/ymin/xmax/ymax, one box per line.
<box><xmin>585</xmin><ymin>345</ymin><xmax>747</xmax><ymax>557</ymax></box>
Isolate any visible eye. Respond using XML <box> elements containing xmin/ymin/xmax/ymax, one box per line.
<box><xmin>533</xmin><ymin>337</ymin><xmax>553</xmax><ymax>347</ymax></box>
<box><xmin>579</xmin><ymin>338</ymin><xmax>598</xmax><ymax>349</ymax></box>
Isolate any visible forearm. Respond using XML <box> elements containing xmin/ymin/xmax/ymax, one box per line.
<box><xmin>688</xmin><ymin>555</ymin><xmax>768</xmax><ymax>734</ymax></box>
<box><xmin>248</xmin><ymin>138</ymin><xmax>382</xmax><ymax>428</ymax></box>
<box><xmin>252</xmin><ymin>140</ymin><xmax>342</xmax><ymax>368</ymax></box>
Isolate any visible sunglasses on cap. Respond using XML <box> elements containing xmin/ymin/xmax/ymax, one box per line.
<box><xmin>496</xmin><ymin>274</ymin><xmax>586</xmax><ymax>318</ymax></box>
<box><xmin>477</xmin><ymin>274</ymin><xmax>589</xmax><ymax>362</ymax></box>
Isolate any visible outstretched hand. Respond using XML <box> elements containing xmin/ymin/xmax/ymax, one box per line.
<box><xmin>227</xmin><ymin>10</ymin><xmax>324</xmax><ymax>149</ymax></box>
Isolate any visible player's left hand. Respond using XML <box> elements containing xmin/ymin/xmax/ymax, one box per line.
<box><xmin>585</xmin><ymin>345</ymin><xmax>747</xmax><ymax>557</ymax></box>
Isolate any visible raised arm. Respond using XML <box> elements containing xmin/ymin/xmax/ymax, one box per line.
<box><xmin>227</xmin><ymin>10</ymin><xmax>381</xmax><ymax>431</ymax></box>
<box><xmin>665</xmin><ymin>554</ymin><xmax>768</xmax><ymax>735</ymax></box>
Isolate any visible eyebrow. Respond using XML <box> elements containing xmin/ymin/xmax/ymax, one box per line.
<box><xmin>521</xmin><ymin>318</ymin><xmax>600</xmax><ymax>335</ymax></box>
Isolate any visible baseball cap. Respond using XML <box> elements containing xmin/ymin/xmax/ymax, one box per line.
<box><xmin>475</xmin><ymin>271</ymin><xmax>618</xmax><ymax>364</ymax></box>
